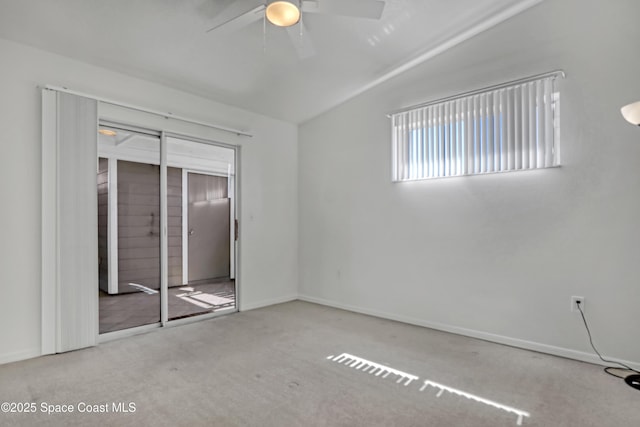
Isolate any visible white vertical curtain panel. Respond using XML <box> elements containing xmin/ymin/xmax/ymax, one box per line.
<box><xmin>42</xmin><ymin>90</ymin><xmax>98</xmax><ymax>354</ymax></box>
<box><xmin>391</xmin><ymin>76</ymin><xmax>558</xmax><ymax>181</ymax></box>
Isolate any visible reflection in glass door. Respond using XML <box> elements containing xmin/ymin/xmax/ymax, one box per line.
<box><xmin>187</xmin><ymin>173</ymin><xmax>230</xmax><ymax>282</ymax></box>
<box><xmin>97</xmin><ymin>127</ymin><xmax>161</xmax><ymax>334</ymax></box>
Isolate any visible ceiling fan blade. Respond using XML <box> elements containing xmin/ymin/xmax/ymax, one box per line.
<box><xmin>206</xmin><ymin>1</ymin><xmax>265</xmax><ymax>35</ymax></box>
<box><xmin>302</xmin><ymin>0</ymin><xmax>385</xmax><ymax>19</ymax></box>
<box><xmin>286</xmin><ymin>21</ymin><xmax>316</xmax><ymax>59</ymax></box>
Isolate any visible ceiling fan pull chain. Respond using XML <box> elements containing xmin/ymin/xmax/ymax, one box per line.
<box><xmin>262</xmin><ymin>11</ymin><xmax>267</xmax><ymax>54</ymax></box>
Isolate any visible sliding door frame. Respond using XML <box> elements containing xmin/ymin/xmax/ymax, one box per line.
<box><xmin>160</xmin><ymin>131</ymin><xmax>169</xmax><ymax>325</ymax></box>
<box><xmin>98</xmin><ymin>123</ymin><xmax>240</xmax><ymax>342</ymax></box>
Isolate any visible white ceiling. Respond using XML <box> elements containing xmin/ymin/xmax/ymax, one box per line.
<box><xmin>0</xmin><ymin>0</ymin><xmax>540</xmax><ymax>123</ymax></box>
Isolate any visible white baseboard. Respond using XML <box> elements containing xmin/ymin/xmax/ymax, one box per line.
<box><xmin>0</xmin><ymin>348</ymin><xmax>41</xmax><ymax>366</ymax></box>
<box><xmin>240</xmin><ymin>294</ymin><xmax>298</xmax><ymax>312</ymax></box>
<box><xmin>298</xmin><ymin>294</ymin><xmax>640</xmax><ymax>371</ymax></box>
<box><xmin>4</xmin><ymin>296</ymin><xmax>637</xmax><ymax>371</ymax></box>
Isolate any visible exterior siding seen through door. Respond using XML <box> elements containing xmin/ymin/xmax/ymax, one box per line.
<box><xmin>117</xmin><ymin>160</ymin><xmax>182</xmax><ymax>293</ymax></box>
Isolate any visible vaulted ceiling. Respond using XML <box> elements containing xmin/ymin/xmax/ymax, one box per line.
<box><xmin>0</xmin><ymin>0</ymin><xmax>541</xmax><ymax>123</ymax></box>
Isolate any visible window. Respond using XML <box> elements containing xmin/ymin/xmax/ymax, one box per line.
<box><xmin>390</xmin><ymin>73</ymin><xmax>561</xmax><ymax>181</ymax></box>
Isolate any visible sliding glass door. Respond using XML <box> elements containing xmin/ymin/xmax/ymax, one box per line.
<box><xmin>97</xmin><ymin>126</ymin><xmax>237</xmax><ymax>335</ymax></box>
<box><xmin>166</xmin><ymin>136</ymin><xmax>237</xmax><ymax>321</ymax></box>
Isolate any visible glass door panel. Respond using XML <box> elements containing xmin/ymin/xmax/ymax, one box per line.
<box><xmin>165</xmin><ymin>136</ymin><xmax>236</xmax><ymax>321</ymax></box>
<box><xmin>97</xmin><ymin>126</ymin><xmax>161</xmax><ymax>334</ymax></box>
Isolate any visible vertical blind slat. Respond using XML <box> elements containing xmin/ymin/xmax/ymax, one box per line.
<box><xmin>415</xmin><ymin>108</ymin><xmax>420</xmax><ymax>179</ymax></box>
<box><xmin>406</xmin><ymin>111</ymin><xmax>411</xmax><ymax>179</ymax></box>
<box><xmin>436</xmin><ymin>105</ymin><xmax>444</xmax><ymax>176</ymax></box>
<box><xmin>446</xmin><ymin>102</ymin><xmax>449</xmax><ymax>177</ymax></box>
<box><xmin>407</xmin><ymin>110</ymin><xmax>412</xmax><ymax>179</ymax></box>
<box><xmin>483</xmin><ymin>93</ymin><xmax>493</xmax><ymax>172</ymax></box>
<box><xmin>465</xmin><ymin>98</ymin><xmax>473</xmax><ymax>175</ymax></box>
<box><xmin>528</xmin><ymin>82</ymin><xmax>537</xmax><ymax>169</ymax></box>
<box><xmin>454</xmin><ymin>100</ymin><xmax>460</xmax><ymax>175</ymax></box>
<box><xmin>409</xmin><ymin>109</ymin><xmax>415</xmax><ymax>179</ymax></box>
<box><xmin>443</xmin><ymin>102</ymin><xmax>449</xmax><ymax>177</ymax></box>
<box><xmin>473</xmin><ymin>95</ymin><xmax>480</xmax><ymax>175</ymax></box>
<box><xmin>421</xmin><ymin>108</ymin><xmax>425</xmax><ymax>177</ymax></box>
<box><xmin>505</xmin><ymin>89</ymin><xmax>514</xmax><ymax>170</ymax></box>
<box><xmin>397</xmin><ymin>114</ymin><xmax>402</xmax><ymax>180</ymax></box>
<box><xmin>393</xmin><ymin>116</ymin><xmax>399</xmax><ymax>180</ymax></box>
<box><xmin>448</xmin><ymin>101</ymin><xmax>453</xmax><ymax>176</ymax></box>
<box><xmin>451</xmin><ymin>101</ymin><xmax>456</xmax><ymax>175</ymax></box>
<box><xmin>496</xmin><ymin>90</ymin><xmax>501</xmax><ymax>171</ymax></box>
<box><xmin>399</xmin><ymin>112</ymin><xmax>405</xmax><ymax>179</ymax></box>
<box><xmin>419</xmin><ymin>107</ymin><xmax>425</xmax><ymax>179</ymax></box>
<box><xmin>535</xmin><ymin>81</ymin><xmax>544</xmax><ymax>168</ymax></box>
<box><xmin>476</xmin><ymin>94</ymin><xmax>481</xmax><ymax>173</ymax></box>
<box><xmin>493</xmin><ymin>93</ymin><xmax>498</xmax><ymax>172</ymax></box>
<box><xmin>484</xmin><ymin>93</ymin><xmax>490</xmax><ymax>173</ymax></box>
<box><xmin>494</xmin><ymin>92</ymin><xmax>500</xmax><ymax>172</ymax></box>
<box><xmin>514</xmin><ymin>88</ymin><xmax>521</xmax><ymax>170</ymax></box>
<box><xmin>430</xmin><ymin>108</ymin><xmax>435</xmax><ymax>177</ymax></box>
<box><xmin>427</xmin><ymin>107</ymin><xmax>432</xmax><ymax>177</ymax></box>
<box><xmin>499</xmin><ymin>89</ymin><xmax>506</xmax><ymax>171</ymax></box>
<box><xmin>479</xmin><ymin>94</ymin><xmax>485</xmax><ymax>173</ymax></box>
<box><xmin>544</xmin><ymin>78</ymin><xmax>554</xmax><ymax>167</ymax></box>
<box><xmin>456</xmin><ymin>99</ymin><xmax>462</xmax><ymax>175</ymax></box>
<box><xmin>486</xmin><ymin>94</ymin><xmax>489</xmax><ymax>173</ymax></box>
<box><xmin>498</xmin><ymin>92</ymin><xmax>503</xmax><ymax>171</ymax></box>
<box><xmin>395</xmin><ymin>115</ymin><xmax>400</xmax><ymax>180</ymax></box>
<box><xmin>432</xmin><ymin>105</ymin><xmax>437</xmax><ymax>177</ymax></box>
<box><xmin>462</xmin><ymin>99</ymin><xmax>467</xmax><ymax>175</ymax></box>
<box><xmin>402</xmin><ymin>109</ymin><xmax>409</xmax><ymax>179</ymax></box>
<box><xmin>451</xmin><ymin>101</ymin><xmax>457</xmax><ymax>175</ymax></box>
<box><xmin>521</xmin><ymin>84</ymin><xmax>529</xmax><ymax>170</ymax></box>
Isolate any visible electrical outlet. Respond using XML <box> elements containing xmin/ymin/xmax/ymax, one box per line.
<box><xmin>571</xmin><ymin>296</ymin><xmax>585</xmax><ymax>313</ymax></box>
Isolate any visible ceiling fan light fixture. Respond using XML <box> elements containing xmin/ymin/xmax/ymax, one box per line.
<box><xmin>266</xmin><ymin>1</ymin><xmax>300</xmax><ymax>27</ymax></box>
<box><xmin>98</xmin><ymin>129</ymin><xmax>117</xmax><ymax>137</ymax></box>
<box><xmin>621</xmin><ymin>100</ymin><xmax>640</xmax><ymax>126</ymax></box>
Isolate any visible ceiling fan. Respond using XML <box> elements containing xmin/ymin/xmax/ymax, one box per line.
<box><xmin>206</xmin><ymin>0</ymin><xmax>386</xmax><ymax>59</ymax></box>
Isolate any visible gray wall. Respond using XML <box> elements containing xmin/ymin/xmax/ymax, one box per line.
<box><xmin>299</xmin><ymin>0</ymin><xmax>640</xmax><ymax>366</ymax></box>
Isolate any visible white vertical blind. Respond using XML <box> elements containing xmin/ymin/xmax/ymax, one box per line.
<box><xmin>391</xmin><ymin>75</ymin><xmax>559</xmax><ymax>181</ymax></box>
<box><xmin>42</xmin><ymin>90</ymin><xmax>98</xmax><ymax>354</ymax></box>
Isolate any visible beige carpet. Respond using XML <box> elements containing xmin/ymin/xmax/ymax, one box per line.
<box><xmin>0</xmin><ymin>301</ymin><xmax>638</xmax><ymax>426</ymax></box>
